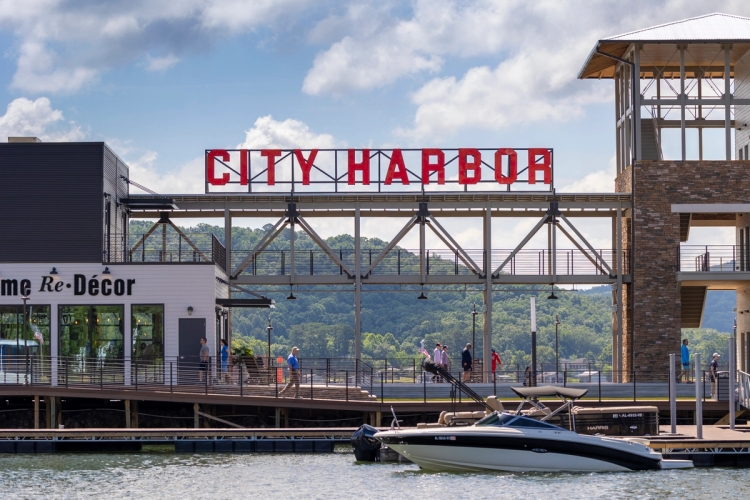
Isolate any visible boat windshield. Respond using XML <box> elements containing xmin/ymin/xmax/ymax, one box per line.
<box><xmin>475</xmin><ymin>413</ymin><xmax>518</xmax><ymax>427</ymax></box>
<box><xmin>475</xmin><ymin>413</ymin><xmax>561</xmax><ymax>430</ymax></box>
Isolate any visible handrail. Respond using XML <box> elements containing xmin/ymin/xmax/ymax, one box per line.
<box><xmin>739</xmin><ymin>370</ymin><xmax>750</xmax><ymax>409</ymax></box>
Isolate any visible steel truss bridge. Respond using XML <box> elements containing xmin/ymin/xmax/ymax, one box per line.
<box><xmin>120</xmin><ymin>192</ymin><xmax>632</xmax><ymax>382</ymax></box>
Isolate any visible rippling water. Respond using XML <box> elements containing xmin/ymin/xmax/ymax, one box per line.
<box><xmin>2</xmin><ymin>447</ymin><xmax>750</xmax><ymax>499</ymax></box>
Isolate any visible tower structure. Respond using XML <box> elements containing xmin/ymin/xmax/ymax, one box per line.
<box><xmin>580</xmin><ymin>13</ymin><xmax>750</xmax><ymax>377</ymax></box>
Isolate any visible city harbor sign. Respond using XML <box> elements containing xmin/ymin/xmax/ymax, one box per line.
<box><xmin>0</xmin><ymin>275</ymin><xmax>136</xmax><ymax>297</ymax></box>
<box><xmin>205</xmin><ymin>148</ymin><xmax>553</xmax><ymax>193</ymax></box>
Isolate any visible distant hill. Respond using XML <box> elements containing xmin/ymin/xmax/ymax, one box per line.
<box><xmin>702</xmin><ymin>290</ymin><xmax>735</xmax><ymax>333</ymax></box>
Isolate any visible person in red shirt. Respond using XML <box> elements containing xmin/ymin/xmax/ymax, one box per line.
<box><xmin>491</xmin><ymin>348</ymin><xmax>502</xmax><ymax>382</ymax></box>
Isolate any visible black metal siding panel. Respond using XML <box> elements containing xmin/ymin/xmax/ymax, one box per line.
<box><xmin>0</xmin><ymin>143</ymin><xmax>105</xmax><ymax>262</ymax></box>
<box><xmin>103</xmin><ymin>144</ymin><xmax>130</xmax><ymax>262</ymax></box>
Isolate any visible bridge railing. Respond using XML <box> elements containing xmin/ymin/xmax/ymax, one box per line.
<box><xmin>231</xmin><ymin>247</ymin><xmax>628</xmax><ymax>277</ymax></box>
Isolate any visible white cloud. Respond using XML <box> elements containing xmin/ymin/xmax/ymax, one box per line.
<box><xmin>145</xmin><ymin>54</ymin><xmax>180</xmax><ymax>72</ymax></box>
<box><xmin>237</xmin><ymin>115</ymin><xmax>340</xmax><ymax>149</ymax></box>
<box><xmin>0</xmin><ymin>0</ymin><xmax>317</xmax><ymax>93</ymax></box>
<box><xmin>128</xmin><ymin>151</ymin><xmax>205</xmax><ymax>195</ymax></box>
<box><xmin>304</xmin><ymin>0</ymin><xmax>750</xmax><ymax>137</ymax></box>
<box><xmin>0</xmin><ymin>97</ymin><xmax>84</xmax><ymax>141</ymax></box>
<box><xmin>559</xmin><ymin>155</ymin><xmax>617</xmax><ymax>192</ymax></box>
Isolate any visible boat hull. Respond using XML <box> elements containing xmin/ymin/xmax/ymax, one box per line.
<box><xmin>377</xmin><ymin>429</ymin><xmax>663</xmax><ymax>472</ymax></box>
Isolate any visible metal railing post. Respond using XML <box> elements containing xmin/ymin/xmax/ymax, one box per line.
<box><xmin>695</xmin><ymin>353</ymin><xmax>703</xmax><ymax>439</ymax></box>
<box><xmin>598</xmin><ymin>370</ymin><xmax>601</xmax><ymax>402</ymax></box>
<box><xmin>563</xmin><ymin>370</ymin><xmax>567</xmax><ymax>388</ymax></box>
<box><xmin>413</xmin><ymin>358</ymin><xmax>416</xmax><ymax>383</ymax></box>
<box><xmin>633</xmin><ymin>370</ymin><xmax>636</xmax><ymax>401</ymax></box>
<box><xmin>310</xmin><ymin>369</ymin><xmax>314</xmax><ymax>400</ymax></box>
<box><xmin>65</xmin><ymin>358</ymin><xmax>68</xmax><ymax>389</ymax></box>
<box><xmin>240</xmin><ymin>361</ymin><xmax>243</xmax><ymax>396</ymax></box>
<box><xmin>669</xmin><ymin>352</ymin><xmax>677</xmax><ymax>434</ymax></box>
<box><xmin>729</xmin><ymin>337</ymin><xmax>736</xmax><ymax>430</ymax></box>
<box><xmin>345</xmin><ymin>370</ymin><xmax>349</xmax><ymax>401</ymax></box>
<box><xmin>100</xmin><ymin>360</ymin><xmax>103</xmax><ymax>390</ymax></box>
<box><xmin>170</xmin><ymin>362</ymin><xmax>173</xmax><ymax>393</ymax></box>
<box><xmin>381</xmin><ymin>371</ymin><xmax>384</xmax><ymax>403</ymax></box>
<box><xmin>423</xmin><ymin>371</ymin><xmax>426</xmax><ymax>403</ymax></box>
<box><xmin>135</xmin><ymin>358</ymin><xmax>138</xmax><ymax>391</ymax></box>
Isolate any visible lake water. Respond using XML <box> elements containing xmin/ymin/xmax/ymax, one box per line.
<box><xmin>2</xmin><ymin>447</ymin><xmax>750</xmax><ymax>499</ymax></box>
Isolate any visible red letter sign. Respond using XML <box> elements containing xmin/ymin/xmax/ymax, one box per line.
<box><xmin>260</xmin><ymin>150</ymin><xmax>281</xmax><ymax>185</ymax></box>
<box><xmin>494</xmin><ymin>149</ymin><xmax>518</xmax><ymax>184</ymax></box>
<box><xmin>384</xmin><ymin>149</ymin><xmax>410</xmax><ymax>185</ymax></box>
<box><xmin>458</xmin><ymin>148</ymin><xmax>481</xmax><ymax>185</ymax></box>
<box><xmin>207</xmin><ymin>149</ymin><xmax>230</xmax><ymax>186</ymax></box>
<box><xmin>528</xmin><ymin>148</ymin><xmax>552</xmax><ymax>184</ymax></box>
<box><xmin>239</xmin><ymin>149</ymin><xmax>248</xmax><ymax>185</ymax></box>
<box><xmin>422</xmin><ymin>149</ymin><xmax>445</xmax><ymax>184</ymax></box>
<box><xmin>294</xmin><ymin>149</ymin><xmax>318</xmax><ymax>185</ymax></box>
<box><xmin>348</xmin><ymin>149</ymin><xmax>370</xmax><ymax>185</ymax></box>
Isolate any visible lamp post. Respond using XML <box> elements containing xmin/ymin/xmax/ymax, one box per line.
<box><xmin>21</xmin><ymin>294</ymin><xmax>29</xmax><ymax>384</ymax></box>
<box><xmin>471</xmin><ymin>303</ymin><xmax>478</xmax><ymax>364</ymax></box>
<box><xmin>555</xmin><ymin>314</ymin><xmax>560</xmax><ymax>383</ymax></box>
<box><xmin>266</xmin><ymin>317</ymin><xmax>273</xmax><ymax>367</ymax></box>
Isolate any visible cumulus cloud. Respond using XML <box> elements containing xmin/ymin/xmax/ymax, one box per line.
<box><xmin>0</xmin><ymin>97</ymin><xmax>84</xmax><ymax>141</ymax></box>
<box><xmin>237</xmin><ymin>115</ymin><xmax>340</xmax><ymax>149</ymax></box>
<box><xmin>128</xmin><ymin>151</ymin><xmax>205</xmax><ymax>195</ymax></box>
<box><xmin>303</xmin><ymin>0</ymin><xmax>750</xmax><ymax>137</ymax></box>
<box><xmin>0</xmin><ymin>0</ymin><xmax>317</xmax><ymax>93</ymax></box>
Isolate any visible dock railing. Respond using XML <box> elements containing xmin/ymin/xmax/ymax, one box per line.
<box><xmin>0</xmin><ymin>354</ymin><xmax>734</xmax><ymax>405</ymax></box>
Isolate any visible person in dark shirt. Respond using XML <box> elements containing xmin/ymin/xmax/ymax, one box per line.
<box><xmin>710</xmin><ymin>352</ymin><xmax>720</xmax><ymax>400</ymax></box>
<box><xmin>461</xmin><ymin>343</ymin><xmax>472</xmax><ymax>382</ymax></box>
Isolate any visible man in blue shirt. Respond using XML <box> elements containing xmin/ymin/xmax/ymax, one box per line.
<box><xmin>680</xmin><ymin>339</ymin><xmax>690</xmax><ymax>383</ymax></box>
<box><xmin>279</xmin><ymin>347</ymin><xmax>301</xmax><ymax>398</ymax></box>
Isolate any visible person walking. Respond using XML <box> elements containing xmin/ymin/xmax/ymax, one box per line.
<box><xmin>432</xmin><ymin>343</ymin><xmax>442</xmax><ymax>382</ymax></box>
<box><xmin>279</xmin><ymin>347</ymin><xmax>301</xmax><ymax>398</ymax></box>
<box><xmin>441</xmin><ymin>345</ymin><xmax>450</xmax><ymax>376</ymax></box>
<box><xmin>198</xmin><ymin>337</ymin><xmax>210</xmax><ymax>383</ymax></box>
<box><xmin>680</xmin><ymin>339</ymin><xmax>690</xmax><ymax>383</ymax></box>
<box><xmin>462</xmin><ymin>343</ymin><xmax>472</xmax><ymax>382</ymax></box>
<box><xmin>710</xmin><ymin>352</ymin><xmax>720</xmax><ymax>400</ymax></box>
<box><xmin>220</xmin><ymin>339</ymin><xmax>231</xmax><ymax>384</ymax></box>
<box><xmin>491</xmin><ymin>348</ymin><xmax>503</xmax><ymax>382</ymax></box>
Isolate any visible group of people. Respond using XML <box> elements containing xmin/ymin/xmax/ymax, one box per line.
<box><xmin>680</xmin><ymin>338</ymin><xmax>722</xmax><ymax>400</ymax></box>
<box><xmin>426</xmin><ymin>342</ymin><xmax>503</xmax><ymax>383</ymax></box>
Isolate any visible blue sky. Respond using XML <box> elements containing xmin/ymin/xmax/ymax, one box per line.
<box><xmin>0</xmin><ymin>0</ymin><xmax>747</xmax><ymax>247</ymax></box>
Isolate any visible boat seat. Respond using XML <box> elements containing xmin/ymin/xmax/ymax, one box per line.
<box><xmin>485</xmin><ymin>396</ymin><xmax>504</xmax><ymax>413</ymax></box>
<box><xmin>442</xmin><ymin>411</ymin><xmax>486</xmax><ymax>426</ymax></box>
<box><xmin>572</xmin><ymin>406</ymin><xmax>658</xmax><ymax>415</ymax></box>
<box><xmin>522</xmin><ymin>408</ymin><xmax>551</xmax><ymax>417</ymax></box>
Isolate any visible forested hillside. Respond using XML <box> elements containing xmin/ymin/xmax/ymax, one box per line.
<box><xmin>130</xmin><ymin>222</ymin><xmax>733</xmax><ymax>366</ymax></box>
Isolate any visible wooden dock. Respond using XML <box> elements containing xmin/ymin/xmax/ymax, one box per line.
<box><xmin>648</xmin><ymin>425</ymin><xmax>750</xmax><ymax>466</ymax></box>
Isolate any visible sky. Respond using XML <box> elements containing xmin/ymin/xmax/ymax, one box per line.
<box><xmin>0</xmin><ymin>0</ymin><xmax>747</xmax><ymax>251</ymax></box>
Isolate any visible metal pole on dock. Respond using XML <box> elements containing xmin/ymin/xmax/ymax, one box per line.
<box><xmin>669</xmin><ymin>353</ymin><xmax>676</xmax><ymax>434</ymax></box>
<box><xmin>729</xmin><ymin>335</ymin><xmax>736</xmax><ymax>430</ymax></box>
<box><xmin>695</xmin><ymin>353</ymin><xmax>703</xmax><ymax>439</ymax></box>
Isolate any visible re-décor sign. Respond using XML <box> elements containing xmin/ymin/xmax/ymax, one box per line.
<box><xmin>0</xmin><ymin>275</ymin><xmax>136</xmax><ymax>297</ymax></box>
<box><xmin>205</xmin><ymin>148</ymin><xmax>553</xmax><ymax>193</ymax></box>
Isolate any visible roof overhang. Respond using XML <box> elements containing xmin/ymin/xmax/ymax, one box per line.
<box><xmin>121</xmin><ymin>198</ymin><xmax>179</xmax><ymax>210</ymax></box>
<box><xmin>215</xmin><ymin>298</ymin><xmax>275</xmax><ymax>308</ymax></box>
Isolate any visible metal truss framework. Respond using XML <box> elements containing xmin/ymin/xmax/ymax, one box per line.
<box><xmin>126</xmin><ymin>192</ymin><xmax>632</xmax><ymax>382</ymax></box>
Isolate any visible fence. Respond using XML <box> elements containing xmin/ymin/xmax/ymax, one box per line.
<box><xmin>1</xmin><ymin>355</ymin><xmax>736</xmax><ymax>405</ymax></box>
<box><xmin>0</xmin><ymin>355</ymin><xmax>374</xmax><ymax>402</ymax></box>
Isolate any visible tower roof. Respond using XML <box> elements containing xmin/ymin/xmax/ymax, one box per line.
<box><xmin>579</xmin><ymin>13</ymin><xmax>750</xmax><ymax>79</ymax></box>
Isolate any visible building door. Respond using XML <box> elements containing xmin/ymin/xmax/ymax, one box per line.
<box><xmin>178</xmin><ymin>318</ymin><xmax>205</xmax><ymax>384</ymax></box>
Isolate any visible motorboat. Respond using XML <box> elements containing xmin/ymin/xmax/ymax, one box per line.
<box><xmin>374</xmin><ymin>386</ymin><xmax>693</xmax><ymax>472</ymax></box>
